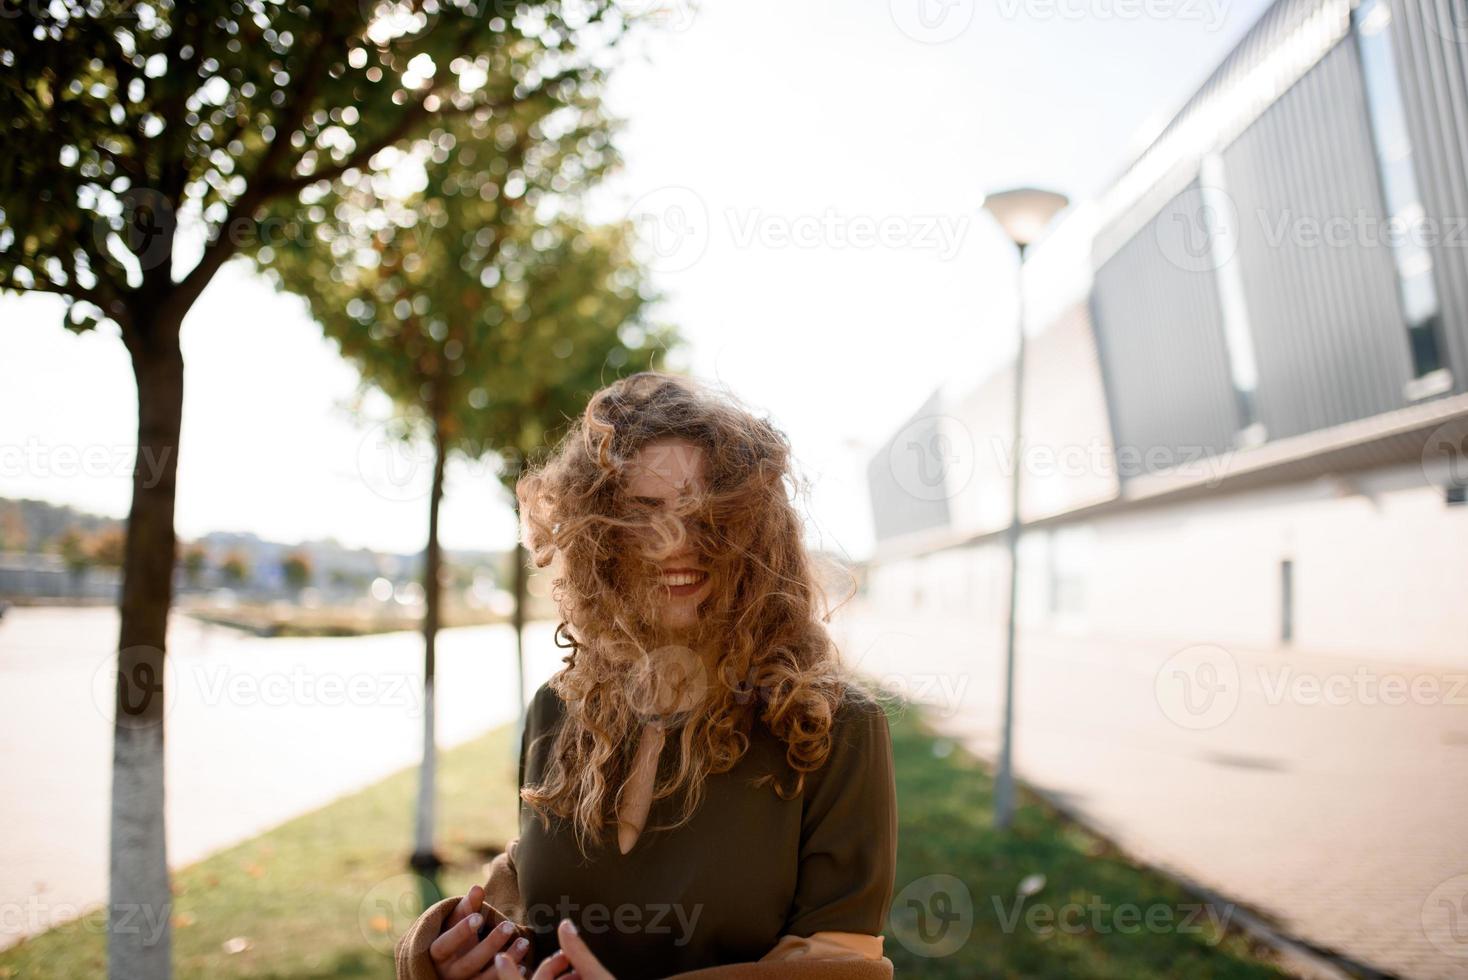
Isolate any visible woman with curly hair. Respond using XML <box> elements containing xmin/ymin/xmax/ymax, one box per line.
<box><xmin>401</xmin><ymin>372</ymin><xmax>898</xmax><ymax>980</ymax></box>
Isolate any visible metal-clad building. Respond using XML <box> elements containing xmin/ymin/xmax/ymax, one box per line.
<box><xmin>865</xmin><ymin>0</ymin><xmax>1468</xmax><ymax>669</ymax></box>
<box><xmin>865</xmin><ymin>392</ymin><xmax>956</xmax><ymax>544</ymax></box>
<box><xmin>1090</xmin><ymin>0</ymin><xmax>1468</xmax><ymax>471</ymax></box>
<box><xmin>860</xmin><ymin>5</ymin><xmax>1468</xmax><ymax>972</ymax></box>
<box><xmin>1391</xmin><ymin>0</ymin><xmax>1468</xmax><ymax>381</ymax></box>
<box><xmin>1089</xmin><ymin>183</ymin><xmax>1240</xmax><ymax>466</ymax></box>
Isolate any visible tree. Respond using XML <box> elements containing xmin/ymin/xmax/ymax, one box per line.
<box><xmin>180</xmin><ymin>542</ymin><xmax>208</xmax><ymax>590</ymax></box>
<box><xmin>58</xmin><ymin>526</ymin><xmax>92</xmax><ymax>594</ymax></box>
<box><xmin>472</xmin><ymin>228</ymin><xmax>679</xmax><ymax>759</ymax></box>
<box><xmin>219</xmin><ymin>550</ymin><xmax>250</xmax><ymax>588</ymax></box>
<box><xmin>0</xmin><ymin>4</ymin><xmax>634</xmax><ymax>974</ymax></box>
<box><xmin>90</xmin><ymin>526</ymin><xmax>128</xmax><ymax>568</ymax></box>
<box><xmin>0</xmin><ymin>503</ymin><xmax>27</xmax><ymax>553</ymax></box>
<box><xmin>265</xmin><ymin>96</ymin><xmax>675</xmax><ymax>873</ymax></box>
<box><xmin>281</xmin><ymin>549</ymin><xmax>312</xmax><ymax>596</ymax></box>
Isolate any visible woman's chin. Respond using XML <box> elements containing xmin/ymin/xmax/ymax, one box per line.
<box><xmin>657</xmin><ymin>585</ymin><xmax>712</xmax><ymax>633</ymax></box>
<box><xmin>659</xmin><ymin>609</ymin><xmax>701</xmax><ymax>634</ymax></box>
<box><xmin>659</xmin><ymin>602</ymin><xmax>711</xmax><ymax>636</ymax></box>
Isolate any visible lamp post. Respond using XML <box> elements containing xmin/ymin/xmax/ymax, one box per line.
<box><xmin>980</xmin><ymin>187</ymin><xmax>1070</xmax><ymax>831</ymax></box>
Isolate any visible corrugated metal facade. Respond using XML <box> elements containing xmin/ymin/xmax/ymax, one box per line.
<box><xmin>1221</xmin><ymin>37</ymin><xmax>1415</xmax><ymax>439</ymax></box>
<box><xmin>1089</xmin><ymin>0</ymin><xmax>1468</xmax><ymax>479</ymax></box>
<box><xmin>1089</xmin><ymin>186</ymin><xmax>1241</xmax><ymax>468</ymax></box>
<box><xmin>1091</xmin><ymin>0</ymin><xmax>1353</xmax><ymax>267</ymax></box>
<box><xmin>870</xmin><ymin>0</ymin><xmax>1468</xmax><ymax>543</ymax></box>
<box><xmin>865</xmin><ymin>393</ymin><xmax>953</xmax><ymax>542</ymax></box>
<box><xmin>868</xmin><ymin>301</ymin><xmax>1118</xmax><ymax>553</ymax></box>
<box><xmin>1390</xmin><ymin>0</ymin><xmax>1468</xmax><ymax>390</ymax></box>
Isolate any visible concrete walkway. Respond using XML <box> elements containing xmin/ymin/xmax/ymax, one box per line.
<box><xmin>7</xmin><ymin>603</ymin><xmax>1465</xmax><ymax>976</ymax></box>
<box><xmin>831</xmin><ymin>603</ymin><xmax>1468</xmax><ymax>980</ymax></box>
<box><xmin>0</xmin><ymin>606</ymin><xmax>565</xmax><ymax>949</ymax></box>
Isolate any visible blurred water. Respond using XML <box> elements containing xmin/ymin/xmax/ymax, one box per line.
<box><xmin>0</xmin><ymin>605</ymin><xmax>565</xmax><ymax>947</ymax></box>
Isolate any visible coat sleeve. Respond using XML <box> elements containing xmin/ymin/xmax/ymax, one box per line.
<box><xmin>394</xmin><ymin>691</ymin><xmax>546</xmax><ymax>980</ymax></box>
<box><xmin>391</xmin><ymin>854</ymin><xmax>533</xmax><ymax>980</ymax></box>
<box><xmin>782</xmin><ymin>694</ymin><xmax>899</xmax><ymax>940</ymax></box>
<box><xmin>662</xmin><ymin>958</ymin><xmax>893</xmax><ymax>979</ymax></box>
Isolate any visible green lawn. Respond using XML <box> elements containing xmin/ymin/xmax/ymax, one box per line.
<box><xmin>880</xmin><ymin>701</ymin><xmax>1285</xmax><ymax>978</ymax></box>
<box><xmin>0</xmin><ymin>727</ymin><xmax>520</xmax><ymax>980</ymax></box>
<box><xmin>1</xmin><ymin>702</ymin><xmax>1286</xmax><ymax>979</ymax></box>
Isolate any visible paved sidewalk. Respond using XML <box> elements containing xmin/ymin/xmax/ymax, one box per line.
<box><xmin>832</xmin><ymin>603</ymin><xmax>1468</xmax><ymax>980</ymax></box>
<box><xmin>0</xmin><ymin>606</ymin><xmax>565</xmax><ymax>949</ymax></box>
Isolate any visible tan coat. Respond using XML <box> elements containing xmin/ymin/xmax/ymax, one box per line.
<box><xmin>393</xmin><ymin>840</ymin><xmax>896</xmax><ymax>980</ymax></box>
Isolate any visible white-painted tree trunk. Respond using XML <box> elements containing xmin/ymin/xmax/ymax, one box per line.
<box><xmin>108</xmin><ymin>723</ymin><xmax>172</xmax><ymax>980</ymax></box>
<box><xmin>414</xmin><ymin>675</ymin><xmax>437</xmax><ymax>859</ymax></box>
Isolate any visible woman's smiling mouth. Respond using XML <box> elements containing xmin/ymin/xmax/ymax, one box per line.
<box><xmin>661</xmin><ymin>568</ymin><xmax>709</xmax><ymax>597</ymax></box>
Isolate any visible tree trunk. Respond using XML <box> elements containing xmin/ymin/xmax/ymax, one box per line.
<box><xmin>511</xmin><ymin>537</ymin><xmax>529</xmax><ymax>758</ymax></box>
<box><xmin>411</xmin><ymin>410</ymin><xmax>447</xmax><ymax>876</ymax></box>
<box><xmin>109</xmin><ymin>319</ymin><xmax>183</xmax><ymax>980</ymax></box>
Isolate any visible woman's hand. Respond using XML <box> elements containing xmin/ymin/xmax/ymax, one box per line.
<box><xmin>428</xmin><ymin>883</ymin><xmax>534</xmax><ymax>979</ymax></box>
<box><xmin>501</xmin><ymin>919</ymin><xmax>615</xmax><ymax>980</ymax></box>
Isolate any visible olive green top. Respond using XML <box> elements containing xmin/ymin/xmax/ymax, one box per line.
<box><xmin>514</xmin><ymin>679</ymin><xmax>898</xmax><ymax>978</ymax></box>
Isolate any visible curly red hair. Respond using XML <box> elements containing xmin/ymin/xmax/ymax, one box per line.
<box><xmin>515</xmin><ymin>372</ymin><xmax>871</xmax><ymax>856</ymax></box>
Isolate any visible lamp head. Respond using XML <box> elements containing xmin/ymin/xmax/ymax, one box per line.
<box><xmin>981</xmin><ymin>187</ymin><xmax>1070</xmax><ymax>249</ymax></box>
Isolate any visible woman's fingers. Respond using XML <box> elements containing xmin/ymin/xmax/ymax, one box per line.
<box><xmin>448</xmin><ymin>919</ymin><xmax>524</xmax><ymax>979</ymax></box>
<box><xmin>528</xmin><ymin>948</ymin><xmax>571</xmax><ymax>979</ymax></box>
<box><xmin>429</xmin><ymin>912</ymin><xmax>483</xmax><ymax>970</ymax></box>
<box><xmin>513</xmin><ymin>920</ymin><xmax>609</xmax><ymax>980</ymax></box>
<box><xmin>556</xmin><ymin>920</ymin><xmax>613</xmax><ymax>980</ymax></box>
<box><xmin>488</xmin><ymin>948</ymin><xmax>531</xmax><ymax>979</ymax></box>
<box><xmin>445</xmin><ymin>885</ymin><xmax>485</xmax><ymax>933</ymax></box>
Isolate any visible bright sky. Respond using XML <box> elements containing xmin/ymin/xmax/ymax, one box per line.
<box><xmin>0</xmin><ymin>0</ymin><xmax>1274</xmax><ymax>559</ymax></box>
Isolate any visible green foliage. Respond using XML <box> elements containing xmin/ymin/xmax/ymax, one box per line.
<box><xmin>281</xmin><ymin>550</ymin><xmax>313</xmax><ymax>592</ymax></box>
<box><xmin>219</xmin><ymin>549</ymin><xmax>250</xmax><ymax>586</ymax></box>
<box><xmin>0</xmin><ymin>0</ymin><xmax>642</xmax><ymax>337</ymax></box>
<box><xmin>181</xmin><ymin>542</ymin><xmax>208</xmax><ymax>586</ymax></box>
<box><xmin>57</xmin><ymin>526</ymin><xmax>91</xmax><ymax>574</ymax></box>
<box><xmin>260</xmin><ymin>56</ymin><xmax>677</xmax><ymax>490</ymax></box>
<box><xmin>88</xmin><ymin>525</ymin><xmax>127</xmax><ymax>566</ymax></box>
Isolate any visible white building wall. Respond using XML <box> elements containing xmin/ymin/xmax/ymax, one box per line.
<box><xmin>867</xmin><ymin>462</ymin><xmax>1468</xmax><ymax>669</ymax></box>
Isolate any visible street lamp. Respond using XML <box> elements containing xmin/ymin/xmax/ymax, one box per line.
<box><xmin>981</xmin><ymin>186</ymin><xmax>1069</xmax><ymax>831</ymax></box>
